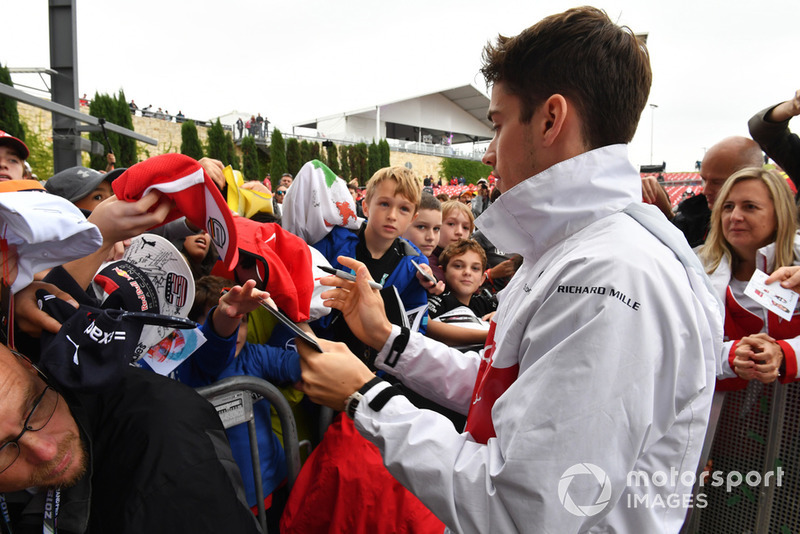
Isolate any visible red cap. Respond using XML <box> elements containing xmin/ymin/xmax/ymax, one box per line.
<box><xmin>112</xmin><ymin>153</ymin><xmax>239</xmax><ymax>269</ymax></box>
<box><xmin>212</xmin><ymin>218</ymin><xmax>313</xmax><ymax>323</ymax></box>
<box><xmin>0</xmin><ymin>130</ymin><xmax>29</xmax><ymax>159</ymax></box>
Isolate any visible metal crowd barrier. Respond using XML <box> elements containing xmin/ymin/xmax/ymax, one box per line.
<box><xmin>682</xmin><ymin>381</ymin><xmax>800</xmax><ymax>533</ymax></box>
<box><xmin>196</xmin><ymin>376</ymin><xmax>301</xmax><ymax>534</ymax></box>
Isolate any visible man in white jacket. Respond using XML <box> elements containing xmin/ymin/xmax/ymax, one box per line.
<box><xmin>297</xmin><ymin>7</ymin><xmax>722</xmax><ymax>533</ymax></box>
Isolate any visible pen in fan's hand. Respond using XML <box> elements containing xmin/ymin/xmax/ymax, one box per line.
<box><xmin>317</xmin><ymin>265</ymin><xmax>384</xmax><ymax>290</ymax></box>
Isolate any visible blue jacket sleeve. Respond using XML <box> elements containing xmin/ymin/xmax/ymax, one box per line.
<box><xmin>174</xmin><ymin>306</ymin><xmax>236</xmax><ymax>388</ymax></box>
<box><xmin>237</xmin><ymin>343</ymin><xmax>302</xmax><ymax>384</ymax></box>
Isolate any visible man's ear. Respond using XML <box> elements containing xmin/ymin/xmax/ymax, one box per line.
<box><xmin>540</xmin><ymin>94</ymin><xmax>569</xmax><ymax>148</ymax></box>
<box><xmin>361</xmin><ymin>198</ymin><xmax>370</xmax><ymax>218</ymax></box>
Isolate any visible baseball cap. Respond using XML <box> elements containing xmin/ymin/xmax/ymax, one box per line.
<box><xmin>92</xmin><ymin>233</ymin><xmax>196</xmax><ymax>360</ymax></box>
<box><xmin>45</xmin><ymin>166</ymin><xmax>126</xmax><ymax>203</ymax></box>
<box><xmin>0</xmin><ymin>130</ymin><xmax>29</xmax><ymax>159</ymax></box>
<box><xmin>112</xmin><ymin>153</ymin><xmax>239</xmax><ymax>270</ymax></box>
<box><xmin>0</xmin><ymin>190</ymin><xmax>103</xmax><ymax>293</ymax></box>
<box><xmin>37</xmin><ymin>288</ymin><xmax>197</xmax><ymax>392</ymax></box>
<box><xmin>212</xmin><ymin>217</ymin><xmax>313</xmax><ymax>323</ymax></box>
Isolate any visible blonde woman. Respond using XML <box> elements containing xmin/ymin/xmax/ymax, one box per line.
<box><xmin>698</xmin><ymin>167</ymin><xmax>800</xmax><ymax>387</ymax></box>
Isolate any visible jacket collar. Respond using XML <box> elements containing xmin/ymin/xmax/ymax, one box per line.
<box><xmin>476</xmin><ymin>144</ymin><xmax>640</xmax><ymax>262</ymax></box>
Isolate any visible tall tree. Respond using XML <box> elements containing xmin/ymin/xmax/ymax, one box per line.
<box><xmin>241</xmin><ymin>136</ymin><xmax>260</xmax><ymax>181</ymax></box>
<box><xmin>299</xmin><ymin>140</ymin><xmax>311</xmax><ymax>167</ymax></box>
<box><xmin>225</xmin><ymin>132</ymin><xmax>240</xmax><ymax>170</ymax></box>
<box><xmin>88</xmin><ymin>90</ymin><xmax>138</xmax><ymax>169</ymax></box>
<box><xmin>352</xmin><ymin>143</ymin><xmax>368</xmax><ymax>182</ymax></box>
<box><xmin>206</xmin><ymin>119</ymin><xmax>226</xmax><ymax>161</ymax></box>
<box><xmin>338</xmin><ymin>144</ymin><xmax>350</xmax><ymax>180</ymax></box>
<box><xmin>286</xmin><ymin>138</ymin><xmax>300</xmax><ymax>176</ymax></box>
<box><xmin>0</xmin><ymin>64</ymin><xmax>25</xmax><ymax>140</ymax></box>
<box><xmin>115</xmin><ymin>90</ymin><xmax>137</xmax><ymax>166</ymax></box>
<box><xmin>368</xmin><ymin>140</ymin><xmax>381</xmax><ymax>177</ymax></box>
<box><xmin>257</xmin><ymin>144</ymin><xmax>270</xmax><ymax>179</ymax></box>
<box><xmin>88</xmin><ymin>93</ymin><xmax>113</xmax><ymax>170</ymax></box>
<box><xmin>379</xmin><ymin>139</ymin><xmax>391</xmax><ymax>167</ymax></box>
<box><xmin>269</xmin><ymin>129</ymin><xmax>287</xmax><ymax>188</ymax></box>
<box><xmin>311</xmin><ymin>141</ymin><xmax>322</xmax><ymax>163</ymax></box>
<box><xmin>326</xmin><ymin>143</ymin><xmax>340</xmax><ymax>175</ymax></box>
<box><xmin>180</xmin><ymin>120</ymin><xmax>204</xmax><ymax>160</ymax></box>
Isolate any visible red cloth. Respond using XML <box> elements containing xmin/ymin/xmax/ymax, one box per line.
<box><xmin>112</xmin><ymin>153</ymin><xmax>239</xmax><ymax>270</ymax></box>
<box><xmin>281</xmin><ymin>414</ymin><xmax>444</xmax><ymax>534</ymax></box>
<box><xmin>212</xmin><ymin>218</ymin><xmax>313</xmax><ymax>323</ymax></box>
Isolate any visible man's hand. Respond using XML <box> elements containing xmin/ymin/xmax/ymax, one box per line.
<box><xmin>767</xmin><ymin>89</ymin><xmax>800</xmax><ymax>123</ymax></box>
<box><xmin>295</xmin><ymin>337</ymin><xmax>375</xmax><ymax>411</ymax></box>
<box><xmin>14</xmin><ymin>282</ymin><xmax>78</xmax><ymax>336</ymax></box>
<box><xmin>239</xmin><ymin>181</ymin><xmax>271</xmax><ymax>195</ymax></box>
<box><xmin>199</xmin><ymin>157</ymin><xmax>225</xmax><ymax>191</ymax></box>
<box><xmin>211</xmin><ymin>280</ymin><xmax>271</xmax><ymax>338</ymax></box>
<box><xmin>88</xmin><ymin>192</ymin><xmax>173</xmax><ymax>245</ymax></box>
<box><xmin>320</xmin><ymin>256</ymin><xmax>393</xmax><ymax>349</ymax></box>
<box><xmin>488</xmin><ymin>258</ymin><xmax>518</xmax><ymax>281</ymax></box>
<box><xmin>733</xmin><ymin>333</ymin><xmax>783</xmax><ymax>384</ymax></box>
<box><xmin>641</xmin><ymin>176</ymin><xmax>673</xmax><ymax>219</ymax></box>
<box><xmin>765</xmin><ymin>266</ymin><xmax>800</xmax><ymax>293</ymax></box>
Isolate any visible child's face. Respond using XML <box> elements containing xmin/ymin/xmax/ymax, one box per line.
<box><xmin>235</xmin><ymin>316</ymin><xmax>248</xmax><ymax>357</ymax></box>
<box><xmin>183</xmin><ymin>231</ymin><xmax>211</xmax><ymax>263</ymax></box>
<box><xmin>444</xmin><ymin>250</ymin><xmax>486</xmax><ymax>300</ymax></box>
<box><xmin>0</xmin><ymin>146</ymin><xmax>25</xmax><ymax>182</ymax></box>
<box><xmin>403</xmin><ymin>208</ymin><xmax>441</xmax><ymax>257</ymax></box>
<box><xmin>439</xmin><ymin>210</ymin><xmax>472</xmax><ymax>248</ymax></box>
<box><xmin>363</xmin><ymin>181</ymin><xmax>417</xmax><ymax>242</ymax></box>
<box><xmin>74</xmin><ymin>180</ymin><xmax>114</xmax><ymax>212</ymax></box>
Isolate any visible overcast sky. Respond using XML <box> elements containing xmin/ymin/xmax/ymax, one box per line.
<box><xmin>4</xmin><ymin>0</ymin><xmax>800</xmax><ymax>171</ymax></box>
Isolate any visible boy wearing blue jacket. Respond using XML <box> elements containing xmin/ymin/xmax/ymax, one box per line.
<box><xmin>176</xmin><ymin>276</ymin><xmax>300</xmax><ymax>527</ymax></box>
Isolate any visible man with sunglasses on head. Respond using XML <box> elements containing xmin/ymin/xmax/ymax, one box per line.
<box><xmin>0</xmin><ymin>344</ymin><xmax>261</xmax><ymax>534</ymax></box>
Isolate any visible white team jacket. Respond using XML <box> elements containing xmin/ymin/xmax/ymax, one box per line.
<box><xmin>355</xmin><ymin>145</ymin><xmax>722</xmax><ymax>533</ymax></box>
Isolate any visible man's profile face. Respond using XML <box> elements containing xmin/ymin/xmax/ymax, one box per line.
<box><xmin>482</xmin><ymin>82</ymin><xmax>540</xmax><ymax>193</ymax></box>
<box><xmin>0</xmin><ymin>347</ymin><xmax>87</xmax><ymax>492</ymax></box>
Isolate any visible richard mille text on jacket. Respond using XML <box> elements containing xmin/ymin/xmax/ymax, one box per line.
<box><xmin>556</xmin><ymin>285</ymin><xmax>641</xmax><ymax>311</ymax></box>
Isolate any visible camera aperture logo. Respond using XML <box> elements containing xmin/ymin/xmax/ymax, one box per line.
<box><xmin>558</xmin><ymin>463</ymin><xmax>612</xmax><ymax>517</ymax></box>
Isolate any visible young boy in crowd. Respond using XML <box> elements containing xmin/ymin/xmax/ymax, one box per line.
<box><xmin>45</xmin><ymin>166</ymin><xmax>122</xmax><ymax>211</ymax></box>
<box><xmin>428</xmin><ymin>239</ymin><xmax>498</xmax><ymax>321</ymax></box>
<box><xmin>403</xmin><ymin>192</ymin><xmax>441</xmax><ymax>259</ymax></box>
<box><xmin>428</xmin><ymin>199</ymin><xmax>474</xmax><ymax>281</ymax></box>
<box><xmin>0</xmin><ymin>130</ymin><xmax>28</xmax><ymax>182</ymax></box>
<box><xmin>403</xmin><ymin>192</ymin><xmax>447</xmax><ymax>294</ymax></box>
<box><xmin>175</xmin><ymin>276</ymin><xmax>300</xmax><ymax>531</ymax></box>
<box><xmin>313</xmin><ymin>166</ymin><xmax>429</xmax><ymax>337</ymax></box>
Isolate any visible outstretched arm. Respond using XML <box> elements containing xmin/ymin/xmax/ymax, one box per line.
<box><xmin>210</xmin><ymin>280</ymin><xmax>271</xmax><ymax>338</ymax></box>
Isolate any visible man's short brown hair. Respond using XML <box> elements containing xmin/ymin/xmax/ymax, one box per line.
<box><xmin>480</xmin><ymin>6</ymin><xmax>651</xmax><ymax>149</ymax></box>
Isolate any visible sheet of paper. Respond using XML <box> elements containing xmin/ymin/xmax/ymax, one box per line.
<box><xmin>744</xmin><ymin>269</ymin><xmax>799</xmax><ymax>321</ymax></box>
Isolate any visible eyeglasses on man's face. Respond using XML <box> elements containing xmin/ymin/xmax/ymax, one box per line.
<box><xmin>0</xmin><ymin>351</ymin><xmax>59</xmax><ymax>474</ymax></box>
